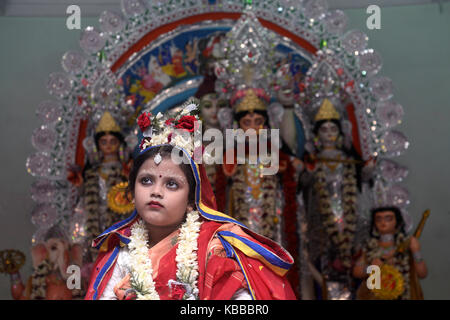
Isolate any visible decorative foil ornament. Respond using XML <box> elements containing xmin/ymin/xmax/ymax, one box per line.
<box><xmin>341</xmin><ymin>30</ymin><xmax>368</xmax><ymax>55</ymax></box>
<box><xmin>99</xmin><ymin>10</ymin><xmax>126</xmax><ymax>34</ymax></box>
<box><xmin>69</xmin><ymin>203</ymin><xmax>87</xmax><ymax>243</ymax></box>
<box><xmin>80</xmin><ymin>27</ymin><xmax>106</xmax><ymax>54</ymax></box>
<box><xmin>376</xmin><ymin>100</ymin><xmax>404</xmax><ymax>129</ymax></box>
<box><xmin>31</xmin><ymin>227</ymin><xmax>50</xmax><ymax>245</ymax></box>
<box><xmin>358</xmin><ymin>49</ymin><xmax>382</xmax><ymax>77</ymax></box>
<box><xmin>31</xmin><ymin>204</ymin><xmax>58</xmax><ymax>228</ymax></box>
<box><xmin>36</xmin><ymin>100</ymin><xmax>61</xmax><ymax>124</ymax></box>
<box><xmin>303</xmin><ymin>0</ymin><xmax>328</xmax><ymax>20</ymax></box>
<box><xmin>325</xmin><ymin>10</ymin><xmax>348</xmax><ymax>35</ymax></box>
<box><xmin>26</xmin><ymin>153</ymin><xmax>52</xmax><ymax>177</ymax></box>
<box><xmin>380</xmin><ymin>130</ymin><xmax>409</xmax><ymax>157</ymax></box>
<box><xmin>378</xmin><ymin>159</ymin><xmax>409</xmax><ymax>183</ymax></box>
<box><xmin>31</xmin><ymin>180</ymin><xmax>57</xmax><ymax>203</ymax></box>
<box><xmin>31</xmin><ymin>126</ymin><xmax>56</xmax><ymax>152</ymax></box>
<box><xmin>61</xmin><ymin>51</ymin><xmax>87</xmax><ymax>75</ymax></box>
<box><xmin>387</xmin><ymin>184</ymin><xmax>410</xmax><ymax>208</ymax></box>
<box><xmin>369</xmin><ymin>76</ymin><xmax>394</xmax><ymax>101</ymax></box>
<box><xmin>121</xmin><ymin>0</ymin><xmax>147</xmax><ymax>17</ymax></box>
<box><xmin>47</xmin><ymin>72</ymin><xmax>71</xmax><ymax>98</ymax></box>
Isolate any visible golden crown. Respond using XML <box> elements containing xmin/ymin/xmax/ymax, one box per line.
<box><xmin>95</xmin><ymin>111</ymin><xmax>121</xmax><ymax>133</ymax></box>
<box><xmin>314</xmin><ymin>99</ymin><xmax>340</xmax><ymax>122</ymax></box>
<box><xmin>233</xmin><ymin>89</ymin><xmax>268</xmax><ymax>114</ymax></box>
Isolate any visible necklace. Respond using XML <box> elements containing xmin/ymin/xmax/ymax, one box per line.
<box><xmin>128</xmin><ymin>210</ymin><xmax>202</xmax><ymax>300</ymax></box>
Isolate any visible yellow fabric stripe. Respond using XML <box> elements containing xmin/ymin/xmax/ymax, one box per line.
<box><xmin>221</xmin><ymin>235</ymin><xmax>288</xmax><ymax>277</ymax></box>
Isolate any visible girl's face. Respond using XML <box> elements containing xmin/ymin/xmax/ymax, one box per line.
<box><xmin>134</xmin><ymin>156</ymin><xmax>190</xmax><ymax>228</ymax></box>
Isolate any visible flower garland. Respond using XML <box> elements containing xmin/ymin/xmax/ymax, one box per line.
<box><xmin>314</xmin><ymin>160</ymin><xmax>357</xmax><ymax>269</ymax></box>
<box><xmin>128</xmin><ymin>210</ymin><xmax>202</xmax><ymax>300</ymax></box>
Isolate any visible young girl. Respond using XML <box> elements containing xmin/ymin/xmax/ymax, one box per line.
<box><xmin>84</xmin><ymin>104</ymin><xmax>296</xmax><ymax>300</ymax></box>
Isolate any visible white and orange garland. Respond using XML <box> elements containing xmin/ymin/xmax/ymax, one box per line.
<box><xmin>128</xmin><ymin>210</ymin><xmax>202</xmax><ymax>300</ymax></box>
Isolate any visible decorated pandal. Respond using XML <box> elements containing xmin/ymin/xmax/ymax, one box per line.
<box><xmin>0</xmin><ymin>0</ymin><xmax>430</xmax><ymax>300</ymax></box>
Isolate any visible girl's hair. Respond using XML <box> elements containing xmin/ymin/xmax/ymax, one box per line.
<box><xmin>369</xmin><ymin>206</ymin><xmax>405</xmax><ymax>237</ymax></box>
<box><xmin>127</xmin><ymin>145</ymin><xmax>196</xmax><ymax>205</ymax></box>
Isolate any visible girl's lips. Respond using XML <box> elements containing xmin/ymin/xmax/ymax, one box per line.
<box><xmin>148</xmin><ymin>201</ymin><xmax>164</xmax><ymax>208</ymax></box>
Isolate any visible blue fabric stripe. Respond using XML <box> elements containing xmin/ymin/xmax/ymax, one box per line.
<box><xmin>94</xmin><ymin>211</ymin><xmax>137</xmax><ymax>249</ymax></box>
<box><xmin>226</xmin><ymin>244</ymin><xmax>255</xmax><ymax>300</ymax></box>
<box><xmin>92</xmin><ymin>245</ymin><xmax>120</xmax><ymax>300</ymax></box>
<box><xmin>218</xmin><ymin>231</ymin><xmax>292</xmax><ymax>270</ymax></box>
<box><xmin>218</xmin><ymin>235</ymin><xmax>235</xmax><ymax>259</ymax></box>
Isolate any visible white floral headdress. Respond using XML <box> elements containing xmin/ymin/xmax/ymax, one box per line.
<box><xmin>137</xmin><ymin>101</ymin><xmax>202</xmax><ymax>157</ymax></box>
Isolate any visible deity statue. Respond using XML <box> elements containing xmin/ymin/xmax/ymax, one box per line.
<box><xmin>194</xmin><ymin>73</ymin><xmax>228</xmax><ymax>193</ymax></box>
<box><xmin>6</xmin><ymin>226</ymin><xmax>84</xmax><ymax>300</ymax></box>
<box><xmin>298</xmin><ymin>98</ymin><xmax>375</xmax><ymax>299</ymax></box>
<box><xmin>68</xmin><ymin>111</ymin><xmax>134</xmax><ymax>263</ymax></box>
<box><xmin>353</xmin><ymin>207</ymin><xmax>428</xmax><ymax>300</ymax></box>
<box><xmin>216</xmin><ymin>88</ymin><xmax>296</xmax><ymax>244</ymax></box>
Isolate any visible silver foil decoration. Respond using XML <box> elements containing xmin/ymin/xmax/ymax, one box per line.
<box><xmin>358</xmin><ymin>49</ymin><xmax>382</xmax><ymax>77</ymax></box>
<box><xmin>47</xmin><ymin>72</ymin><xmax>72</xmax><ymax>98</ymax></box>
<box><xmin>378</xmin><ymin>159</ymin><xmax>409</xmax><ymax>183</ymax></box>
<box><xmin>380</xmin><ymin>130</ymin><xmax>409</xmax><ymax>157</ymax></box>
<box><xmin>376</xmin><ymin>100</ymin><xmax>404</xmax><ymax>129</ymax></box>
<box><xmin>61</xmin><ymin>51</ymin><xmax>87</xmax><ymax>75</ymax></box>
<box><xmin>121</xmin><ymin>0</ymin><xmax>147</xmax><ymax>17</ymax></box>
<box><xmin>303</xmin><ymin>0</ymin><xmax>328</xmax><ymax>20</ymax></box>
<box><xmin>80</xmin><ymin>27</ymin><xmax>106</xmax><ymax>54</ymax></box>
<box><xmin>99</xmin><ymin>10</ymin><xmax>126</xmax><ymax>34</ymax></box>
<box><xmin>324</xmin><ymin>10</ymin><xmax>348</xmax><ymax>35</ymax></box>
<box><xmin>31</xmin><ymin>180</ymin><xmax>58</xmax><ymax>203</ymax></box>
<box><xmin>31</xmin><ymin>126</ymin><xmax>56</xmax><ymax>152</ymax></box>
<box><xmin>26</xmin><ymin>153</ymin><xmax>53</xmax><ymax>177</ymax></box>
<box><xmin>36</xmin><ymin>100</ymin><xmax>61</xmax><ymax>124</ymax></box>
<box><xmin>369</xmin><ymin>76</ymin><xmax>394</xmax><ymax>101</ymax></box>
<box><xmin>31</xmin><ymin>204</ymin><xmax>58</xmax><ymax>228</ymax></box>
<box><xmin>387</xmin><ymin>184</ymin><xmax>410</xmax><ymax>208</ymax></box>
<box><xmin>341</xmin><ymin>30</ymin><xmax>368</xmax><ymax>55</ymax></box>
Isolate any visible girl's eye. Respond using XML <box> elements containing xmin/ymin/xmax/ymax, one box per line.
<box><xmin>166</xmin><ymin>180</ymin><xmax>179</xmax><ymax>189</ymax></box>
<box><xmin>202</xmin><ymin>102</ymin><xmax>212</xmax><ymax>109</ymax></box>
<box><xmin>140</xmin><ymin>177</ymin><xmax>153</xmax><ymax>185</ymax></box>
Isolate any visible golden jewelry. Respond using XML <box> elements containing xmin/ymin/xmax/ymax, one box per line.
<box><xmin>314</xmin><ymin>98</ymin><xmax>340</xmax><ymax>122</ymax></box>
<box><xmin>234</xmin><ymin>89</ymin><xmax>267</xmax><ymax>113</ymax></box>
<box><xmin>372</xmin><ymin>264</ymin><xmax>405</xmax><ymax>300</ymax></box>
<box><xmin>95</xmin><ymin>111</ymin><xmax>121</xmax><ymax>133</ymax></box>
<box><xmin>107</xmin><ymin>182</ymin><xmax>134</xmax><ymax>214</ymax></box>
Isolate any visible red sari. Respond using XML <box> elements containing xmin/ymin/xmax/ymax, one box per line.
<box><xmin>84</xmin><ymin>149</ymin><xmax>296</xmax><ymax>300</ymax></box>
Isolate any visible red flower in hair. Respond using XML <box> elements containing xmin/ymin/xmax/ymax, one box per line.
<box><xmin>165</xmin><ymin>118</ymin><xmax>175</xmax><ymax>126</ymax></box>
<box><xmin>175</xmin><ymin>115</ymin><xmax>197</xmax><ymax>132</ymax></box>
<box><xmin>137</xmin><ymin>112</ymin><xmax>152</xmax><ymax>131</ymax></box>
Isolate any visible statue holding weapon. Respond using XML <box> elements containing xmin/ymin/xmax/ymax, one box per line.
<box><xmin>352</xmin><ymin>206</ymin><xmax>429</xmax><ymax>300</ymax></box>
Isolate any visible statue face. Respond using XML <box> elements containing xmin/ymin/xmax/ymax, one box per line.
<box><xmin>98</xmin><ymin>133</ymin><xmax>120</xmax><ymax>157</ymax></box>
<box><xmin>277</xmin><ymin>86</ymin><xmax>295</xmax><ymax>106</ymax></box>
<box><xmin>45</xmin><ymin>238</ymin><xmax>67</xmax><ymax>267</ymax></box>
<box><xmin>374</xmin><ymin>210</ymin><xmax>397</xmax><ymax>235</ymax></box>
<box><xmin>200</xmin><ymin>93</ymin><xmax>227</xmax><ymax>127</ymax></box>
<box><xmin>238</xmin><ymin>112</ymin><xmax>266</xmax><ymax>133</ymax></box>
<box><xmin>317</xmin><ymin>121</ymin><xmax>340</xmax><ymax>146</ymax></box>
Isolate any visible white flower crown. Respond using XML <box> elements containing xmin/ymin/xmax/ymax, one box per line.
<box><xmin>137</xmin><ymin>101</ymin><xmax>201</xmax><ymax>157</ymax></box>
